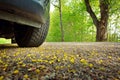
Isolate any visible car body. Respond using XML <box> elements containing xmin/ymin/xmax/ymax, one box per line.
<box><xmin>0</xmin><ymin>0</ymin><xmax>50</xmax><ymax>47</ymax></box>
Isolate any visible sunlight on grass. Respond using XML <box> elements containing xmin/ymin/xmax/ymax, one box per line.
<box><xmin>0</xmin><ymin>38</ymin><xmax>11</xmax><ymax>44</ymax></box>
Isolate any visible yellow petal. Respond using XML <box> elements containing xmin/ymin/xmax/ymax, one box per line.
<box><xmin>0</xmin><ymin>76</ymin><xmax>4</xmax><ymax>80</ymax></box>
<box><xmin>13</xmin><ymin>70</ymin><xmax>19</xmax><ymax>74</ymax></box>
<box><xmin>24</xmin><ymin>74</ymin><xmax>29</xmax><ymax>79</ymax></box>
<box><xmin>36</xmin><ymin>69</ymin><xmax>40</xmax><ymax>73</ymax></box>
<box><xmin>89</xmin><ymin>63</ymin><xmax>93</xmax><ymax>68</ymax></box>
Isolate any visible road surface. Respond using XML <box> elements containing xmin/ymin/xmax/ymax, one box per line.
<box><xmin>0</xmin><ymin>42</ymin><xmax>120</xmax><ymax>80</ymax></box>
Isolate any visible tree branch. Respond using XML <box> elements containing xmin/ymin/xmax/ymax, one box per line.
<box><xmin>100</xmin><ymin>0</ymin><xmax>109</xmax><ymax>25</ymax></box>
<box><xmin>51</xmin><ymin>3</ymin><xmax>60</xmax><ymax>9</ymax></box>
<box><xmin>84</xmin><ymin>0</ymin><xmax>99</xmax><ymax>27</ymax></box>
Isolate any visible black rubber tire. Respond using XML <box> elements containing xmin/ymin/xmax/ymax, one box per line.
<box><xmin>14</xmin><ymin>19</ymin><xmax>49</xmax><ymax>47</ymax></box>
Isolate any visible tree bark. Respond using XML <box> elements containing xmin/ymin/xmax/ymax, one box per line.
<box><xmin>84</xmin><ymin>0</ymin><xmax>109</xmax><ymax>41</ymax></box>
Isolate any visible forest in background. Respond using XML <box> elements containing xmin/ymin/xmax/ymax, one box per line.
<box><xmin>46</xmin><ymin>0</ymin><xmax>120</xmax><ymax>42</ymax></box>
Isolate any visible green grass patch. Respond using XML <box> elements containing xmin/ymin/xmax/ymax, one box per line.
<box><xmin>0</xmin><ymin>38</ymin><xmax>11</xmax><ymax>44</ymax></box>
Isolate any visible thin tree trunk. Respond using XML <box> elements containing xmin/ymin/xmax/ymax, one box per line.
<box><xmin>59</xmin><ymin>0</ymin><xmax>64</xmax><ymax>41</ymax></box>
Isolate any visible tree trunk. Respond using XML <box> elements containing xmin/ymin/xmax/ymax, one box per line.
<box><xmin>59</xmin><ymin>0</ymin><xmax>64</xmax><ymax>41</ymax></box>
<box><xmin>84</xmin><ymin>0</ymin><xmax>109</xmax><ymax>41</ymax></box>
<box><xmin>96</xmin><ymin>23</ymin><xmax>107</xmax><ymax>41</ymax></box>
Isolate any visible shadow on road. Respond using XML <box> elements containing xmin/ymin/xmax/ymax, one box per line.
<box><xmin>0</xmin><ymin>44</ymin><xmax>19</xmax><ymax>49</ymax></box>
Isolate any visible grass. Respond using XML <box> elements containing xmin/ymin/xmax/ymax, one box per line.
<box><xmin>0</xmin><ymin>38</ymin><xmax>11</xmax><ymax>44</ymax></box>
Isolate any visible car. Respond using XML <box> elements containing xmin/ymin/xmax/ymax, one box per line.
<box><xmin>0</xmin><ymin>0</ymin><xmax>50</xmax><ymax>47</ymax></box>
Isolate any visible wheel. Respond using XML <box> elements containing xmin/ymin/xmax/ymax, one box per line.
<box><xmin>14</xmin><ymin>19</ymin><xmax>49</xmax><ymax>47</ymax></box>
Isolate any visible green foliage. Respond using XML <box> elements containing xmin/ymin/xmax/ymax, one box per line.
<box><xmin>46</xmin><ymin>0</ymin><xmax>96</xmax><ymax>42</ymax></box>
<box><xmin>108</xmin><ymin>0</ymin><xmax>120</xmax><ymax>42</ymax></box>
<box><xmin>46</xmin><ymin>0</ymin><xmax>120</xmax><ymax>42</ymax></box>
<box><xmin>46</xmin><ymin>11</ymin><xmax>62</xmax><ymax>42</ymax></box>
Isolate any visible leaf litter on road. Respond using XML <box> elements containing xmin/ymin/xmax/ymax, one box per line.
<box><xmin>0</xmin><ymin>43</ymin><xmax>120</xmax><ymax>80</ymax></box>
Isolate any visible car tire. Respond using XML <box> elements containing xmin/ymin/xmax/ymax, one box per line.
<box><xmin>14</xmin><ymin>18</ymin><xmax>49</xmax><ymax>47</ymax></box>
